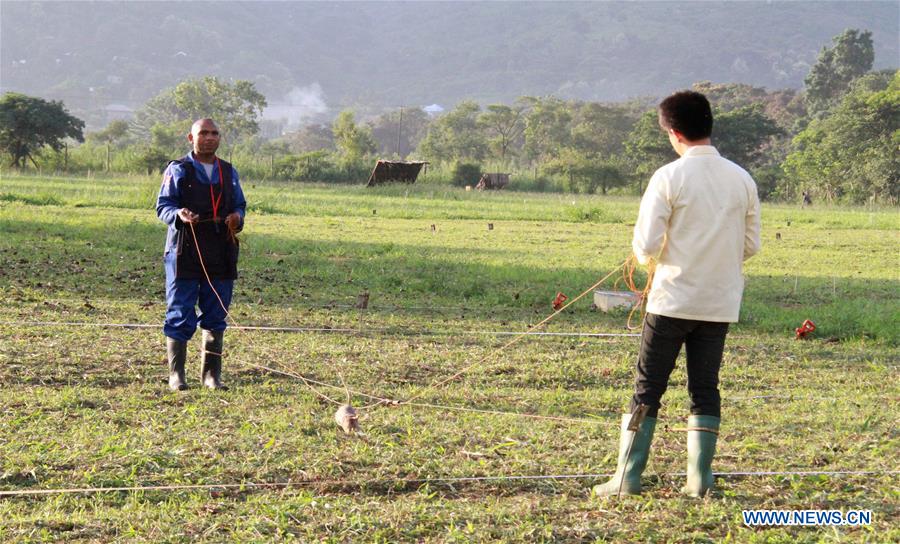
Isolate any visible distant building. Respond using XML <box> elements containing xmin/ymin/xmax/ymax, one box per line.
<box><xmin>258</xmin><ymin>119</ymin><xmax>287</xmax><ymax>139</ymax></box>
<box><xmin>104</xmin><ymin>104</ymin><xmax>134</xmax><ymax>122</ymax></box>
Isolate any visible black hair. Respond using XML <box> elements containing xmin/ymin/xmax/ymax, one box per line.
<box><xmin>658</xmin><ymin>91</ymin><xmax>713</xmax><ymax>141</ymax></box>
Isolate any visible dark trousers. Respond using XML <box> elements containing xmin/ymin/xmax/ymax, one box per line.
<box><xmin>629</xmin><ymin>313</ymin><xmax>729</xmax><ymax>418</ymax></box>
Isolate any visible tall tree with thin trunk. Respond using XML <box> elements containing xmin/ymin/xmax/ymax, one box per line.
<box><xmin>0</xmin><ymin>92</ymin><xmax>84</xmax><ymax>168</ymax></box>
<box><xmin>478</xmin><ymin>102</ymin><xmax>526</xmax><ymax>163</ymax></box>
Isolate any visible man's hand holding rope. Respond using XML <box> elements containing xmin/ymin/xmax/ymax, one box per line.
<box><xmin>224</xmin><ymin>212</ymin><xmax>242</xmax><ymax>233</ymax></box>
<box><xmin>177</xmin><ymin>208</ymin><xmax>199</xmax><ymax>224</ymax></box>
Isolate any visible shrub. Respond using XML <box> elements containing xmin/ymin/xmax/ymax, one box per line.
<box><xmin>451</xmin><ymin>162</ymin><xmax>481</xmax><ymax>187</ymax></box>
<box><xmin>274</xmin><ymin>151</ymin><xmax>332</xmax><ymax>181</ymax></box>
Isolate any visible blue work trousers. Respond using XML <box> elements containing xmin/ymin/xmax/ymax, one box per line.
<box><xmin>163</xmin><ymin>252</ymin><xmax>233</xmax><ymax>341</ymax></box>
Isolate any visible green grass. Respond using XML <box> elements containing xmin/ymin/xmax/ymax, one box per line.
<box><xmin>0</xmin><ymin>173</ymin><xmax>897</xmax><ymax>542</ymax></box>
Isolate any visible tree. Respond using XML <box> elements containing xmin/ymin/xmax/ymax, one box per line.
<box><xmin>623</xmin><ymin>110</ymin><xmax>676</xmax><ymax>192</ymax></box>
<box><xmin>692</xmin><ymin>81</ymin><xmax>806</xmax><ymax>130</ymax></box>
<box><xmin>521</xmin><ymin>96</ymin><xmax>572</xmax><ymax>163</ymax></box>
<box><xmin>368</xmin><ymin>107</ymin><xmax>431</xmax><ymax>158</ymax></box>
<box><xmin>477</xmin><ymin>102</ymin><xmax>526</xmax><ymax>163</ymax></box>
<box><xmin>259</xmin><ymin>140</ymin><xmax>290</xmax><ymax>157</ymax></box>
<box><xmin>783</xmin><ymin>71</ymin><xmax>899</xmax><ymax>203</ymax></box>
<box><xmin>88</xmin><ymin>119</ymin><xmax>130</xmax><ymax>146</ymax></box>
<box><xmin>692</xmin><ymin>81</ymin><xmax>769</xmax><ymax>112</ymax></box>
<box><xmin>543</xmin><ymin>148</ymin><xmax>624</xmax><ymax>195</ymax></box>
<box><xmin>416</xmin><ymin>101</ymin><xmax>487</xmax><ymax>163</ymax></box>
<box><xmin>804</xmin><ymin>29</ymin><xmax>874</xmax><ymax>117</ymax></box>
<box><xmin>542</xmin><ymin>102</ymin><xmax>633</xmax><ymax>195</ymax></box>
<box><xmin>713</xmin><ymin>105</ymin><xmax>782</xmax><ymax>169</ymax></box>
<box><xmin>139</xmin><ymin>147</ymin><xmax>170</xmax><ymax>175</ymax></box>
<box><xmin>133</xmin><ymin>77</ymin><xmax>267</xmax><ymax>140</ymax></box>
<box><xmin>149</xmin><ymin>120</ymin><xmax>192</xmax><ymax>155</ymax></box>
<box><xmin>284</xmin><ymin>123</ymin><xmax>335</xmax><ymax>153</ymax></box>
<box><xmin>86</xmin><ymin>119</ymin><xmax>133</xmax><ymax>171</ymax></box>
<box><xmin>570</xmin><ymin>102</ymin><xmax>635</xmax><ymax>159</ymax></box>
<box><xmin>0</xmin><ymin>92</ymin><xmax>84</xmax><ymax>168</ymax></box>
<box><xmin>332</xmin><ymin>110</ymin><xmax>376</xmax><ymax>164</ymax></box>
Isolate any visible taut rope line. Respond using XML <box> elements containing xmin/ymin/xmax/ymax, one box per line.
<box><xmin>187</xmin><ymin>222</ymin><xmax>344</xmax><ymax>406</ymax></box>
<box><xmin>186</xmin><ymin>221</ymin><xmax>643</xmax><ymax>417</ymax></box>
<box><xmin>0</xmin><ymin>321</ymin><xmax>642</xmax><ymax>339</ymax></box>
<box><xmin>251</xmin><ymin>359</ymin><xmax>620</xmax><ymax>426</ymax></box>
<box><xmin>391</xmin><ymin>262</ymin><xmax>630</xmax><ymax>409</ymax></box>
<box><xmin>2</xmin><ymin>470</ymin><xmax>896</xmax><ymax>498</ymax></box>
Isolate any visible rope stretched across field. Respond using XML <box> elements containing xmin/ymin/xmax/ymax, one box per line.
<box><xmin>387</xmin><ymin>262</ymin><xmax>633</xmax><ymax>409</ymax></box>
<box><xmin>249</xmin><ymin>360</ymin><xmax>621</xmax><ymax>426</ymax></box>
<box><xmin>2</xmin><ymin>469</ymin><xmax>896</xmax><ymax>498</ymax></box>
<box><xmin>186</xmin><ymin>222</ymin><xmax>348</xmax><ymax>405</ymax></box>
<box><xmin>4</xmin><ymin>228</ymin><xmax>894</xmax><ymax>501</ymax></box>
<box><xmin>0</xmin><ymin>324</ymin><xmax>884</xmax><ymax>413</ymax></box>
<box><xmin>0</xmin><ymin>320</ymin><xmax>642</xmax><ymax>339</ymax></box>
<box><xmin>185</xmin><ymin>222</ymin><xmax>649</xmax><ymax>414</ymax></box>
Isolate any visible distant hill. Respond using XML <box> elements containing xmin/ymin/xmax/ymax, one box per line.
<box><xmin>1</xmin><ymin>1</ymin><xmax>897</xmax><ymax>128</ymax></box>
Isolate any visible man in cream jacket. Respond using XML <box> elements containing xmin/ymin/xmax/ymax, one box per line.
<box><xmin>594</xmin><ymin>91</ymin><xmax>761</xmax><ymax>498</ymax></box>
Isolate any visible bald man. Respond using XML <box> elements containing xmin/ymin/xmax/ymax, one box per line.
<box><xmin>156</xmin><ymin>119</ymin><xmax>246</xmax><ymax>391</ymax></box>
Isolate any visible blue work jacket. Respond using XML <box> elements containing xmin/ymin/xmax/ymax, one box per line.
<box><xmin>156</xmin><ymin>152</ymin><xmax>247</xmax><ymax>255</ymax></box>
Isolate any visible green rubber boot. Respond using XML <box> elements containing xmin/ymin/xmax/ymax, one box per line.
<box><xmin>592</xmin><ymin>414</ymin><xmax>657</xmax><ymax>497</ymax></box>
<box><xmin>684</xmin><ymin>415</ymin><xmax>720</xmax><ymax>497</ymax></box>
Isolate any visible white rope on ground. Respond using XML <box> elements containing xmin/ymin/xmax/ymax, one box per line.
<box><xmin>1</xmin><ymin>470</ymin><xmax>896</xmax><ymax>498</ymax></box>
<box><xmin>393</xmin><ymin>263</ymin><xmax>631</xmax><ymax>408</ymax></box>
<box><xmin>398</xmin><ymin>400</ymin><xmax>621</xmax><ymax>426</ymax></box>
<box><xmin>712</xmin><ymin>470</ymin><xmax>900</xmax><ymax>477</ymax></box>
<box><xmin>0</xmin><ymin>320</ymin><xmax>641</xmax><ymax>338</ymax></box>
<box><xmin>726</xmin><ymin>392</ymin><xmax>891</xmax><ymax>402</ymax></box>
<box><xmin>729</xmin><ymin>394</ymin><xmax>820</xmax><ymax>402</ymax></box>
<box><xmin>7</xmin><ymin>228</ymin><xmax>638</xmax><ymax>421</ymax></box>
<box><xmin>299</xmin><ymin>302</ymin><xmax>558</xmax><ymax>312</ymax></box>
<box><xmin>245</xmin><ymin>362</ymin><xmax>617</xmax><ymax>426</ymax></box>
<box><xmin>0</xmin><ymin>321</ymin><xmax>887</xmax><ymax>410</ymax></box>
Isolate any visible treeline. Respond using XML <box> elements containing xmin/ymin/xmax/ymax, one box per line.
<box><xmin>1</xmin><ymin>29</ymin><xmax>897</xmax><ymax>203</ymax></box>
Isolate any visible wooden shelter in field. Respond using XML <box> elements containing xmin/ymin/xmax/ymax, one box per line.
<box><xmin>475</xmin><ymin>173</ymin><xmax>510</xmax><ymax>190</ymax></box>
<box><xmin>366</xmin><ymin>160</ymin><xmax>428</xmax><ymax>186</ymax></box>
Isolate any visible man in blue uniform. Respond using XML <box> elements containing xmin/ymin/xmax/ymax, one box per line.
<box><xmin>156</xmin><ymin>118</ymin><xmax>246</xmax><ymax>391</ymax></box>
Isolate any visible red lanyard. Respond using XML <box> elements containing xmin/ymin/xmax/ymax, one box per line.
<box><xmin>208</xmin><ymin>158</ymin><xmax>224</xmax><ymax>220</ymax></box>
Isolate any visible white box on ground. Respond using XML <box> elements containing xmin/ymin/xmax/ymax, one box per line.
<box><xmin>593</xmin><ymin>290</ymin><xmax>639</xmax><ymax>312</ymax></box>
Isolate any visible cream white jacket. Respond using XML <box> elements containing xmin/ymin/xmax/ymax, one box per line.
<box><xmin>632</xmin><ymin>145</ymin><xmax>761</xmax><ymax>322</ymax></box>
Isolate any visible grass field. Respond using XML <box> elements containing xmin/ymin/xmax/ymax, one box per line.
<box><xmin>1</xmin><ymin>173</ymin><xmax>898</xmax><ymax>542</ymax></box>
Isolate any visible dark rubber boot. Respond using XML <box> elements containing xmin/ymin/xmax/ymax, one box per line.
<box><xmin>684</xmin><ymin>415</ymin><xmax>720</xmax><ymax>497</ymax></box>
<box><xmin>167</xmin><ymin>337</ymin><xmax>188</xmax><ymax>391</ymax></box>
<box><xmin>201</xmin><ymin>329</ymin><xmax>228</xmax><ymax>390</ymax></box>
<box><xmin>592</xmin><ymin>414</ymin><xmax>657</xmax><ymax>497</ymax></box>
